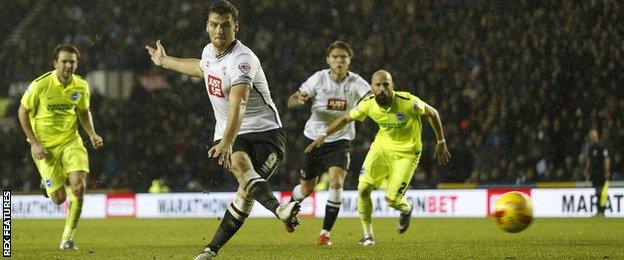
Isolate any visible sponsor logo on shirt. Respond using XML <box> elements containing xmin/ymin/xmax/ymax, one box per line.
<box><xmin>379</xmin><ymin>121</ymin><xmax>407</xmax><ymax>128</ymax></box>
<box><xmin>327</xmin><ymin>98</ymin><xmax>347</xmax><ymax>111</ymax></box>
<box><xmin>208</xmin><ymin>75</ymin><xmax>225</xmax><ymax>98</ymax></box>
<box><xmin>47</xmin><ymin>104</ymin><xmax>75</xmax><ymax>111</ymax></box>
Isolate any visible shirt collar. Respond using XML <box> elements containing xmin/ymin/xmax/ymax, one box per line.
<box><xmin>215</xmin><ymin>40</ymin><xmax>238</xmax><ymax>59</ymax></box>
<box><xmin>327</xmin><ymin>69</ymin><xmax>350</xmax><ymax>83</ymax></box>
<box><xmin>51</xmin><ymin>71</ymin><xmax>74</xmax><ymax>87</ymax></box>
<box><xmin>378</xmin><ymin>91</ymin><xmax>395</xmax><ymax>112</ymax></box>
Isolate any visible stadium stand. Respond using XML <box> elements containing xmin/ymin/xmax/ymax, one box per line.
<box><xmin>1</xmin><ymin>0</ymin><xmax>622</xmax><ymax>192</ymax></box>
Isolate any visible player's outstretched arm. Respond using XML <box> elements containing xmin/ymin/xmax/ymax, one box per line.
<box><xmin>77</xmin><ymin>108</ymin><xmax>103</xmax><ymax>149</ymax></box>
<box><xmin>145</xmin><ymin>40</ymin><xmax>203</xmax><ymax>78</ymax></box>
<box><xmin>422</xmin><ymin>103</ymin><xmax>450</xmax><ymax>165</ymax></box>
<box><xmin>17</xmin><ymin>104</ymin><xmax>48</xmax><ymax>159</ymax></box>
<box><xmin>208</xmin><ymin>83</ymin><xmax>250</xmax><ymax>169</ymax></box>
<box><xmin>305</xmin><ymin>113</ymin><xmax>353</xmax><ymax>153</ymax></box>
<box><xmin>287</xmin><ymin>91</ymin><xmax>309</xmax><ymax>109</ymax></box>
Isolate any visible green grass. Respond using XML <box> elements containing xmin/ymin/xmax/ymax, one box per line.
<box><xmin>12</xmin><ymin>217</ymin><xmax>624</xmax><ymax>259</ymax></box>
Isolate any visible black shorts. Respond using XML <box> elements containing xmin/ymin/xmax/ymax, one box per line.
<box><xmin>301</xmin><ymin>138</ymin><xmax>351</xmax><ymax>180</ymax></box>
<box><xmin>214</xmin><ymin>128</ymin><xmax>285</xmax><ymax>180</ymax></box>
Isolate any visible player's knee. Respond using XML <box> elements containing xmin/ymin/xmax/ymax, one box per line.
<box><xmin>50</xmin><ymin>195</ymin><xmax>65</xmax><ymax>205</ymax></box>
<box><xmin>231</xmin><ymin>152</ymin><xmax>253</xmax><ymax>175</ymax></box>
<box><xmin>329</xmin><ymin>181</ymin><xmax>343</xmax><ymax>190</ymax></box>
<box><xmin>328</xmin><ymin>167</ymin><xmax>346</xmax><ymax>188</ymax></box>
<box><xmin>48</xmin><ymin>188</ymin><xmax>66</xmax><ymax>204</ymax></box>
<box><xmin>72</xmin><ymin>183</ymin><xmax>85</xmax><ymax>198</ymax></box>
<box><xmin>230</xmin><ymin>159</ymin><xmax>247</xmax><ymax>175</ymax></box>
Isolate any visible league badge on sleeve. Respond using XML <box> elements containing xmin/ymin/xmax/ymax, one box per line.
<box><xmin>238</xmin><ymin>62</ymin><xmax>251</xmax><ymax>75</ymax></box>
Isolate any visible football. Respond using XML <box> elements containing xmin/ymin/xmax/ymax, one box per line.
<box><xmin>493</xmin><ymin>191</ymin><xmax>533</xmax><ymax>233</ymax></box>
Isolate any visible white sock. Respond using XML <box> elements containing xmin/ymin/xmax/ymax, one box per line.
<box><xmin>327</xmin><ymin>188</ymin><xmax>342</xmax><ymax>206</ymax></box>
<box><xmin>231</xmin><ymin>193</ymin><xmax>254</xmax><ymax>216</ymax></box>
<box><xmin>320</xmin><ymin>229</ymin><xmax>330</xmax><ymax>236</ymax></box>
<box><xmin>292</xmin><ymin>184</ymin><xmax>305</xmax><ymax>201</ymax></box>
<box><xmin>62</xmin><ymin>226</ymin><xmax>74</xmax><ymax>240</ymax></box>
<box><xmin>239</xmin><ymin>170</ymin><xmax>263</xmax><ymax>194</ymax></box>
<box><xmin>363</xmin><ymin>224</ymin><xmax>373</xmax><ymax>238</ymax></box>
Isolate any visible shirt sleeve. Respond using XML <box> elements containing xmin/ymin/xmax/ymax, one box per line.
<box><xmin>355</xmin><ymin>76</ymin><xmax>371</xmax><ymax>98</ymax></box>
<box><xmin>412</xmin><ymin>94</ymin><xmax>426</xmax><ymax>116</ymax></box>
<box><xmin>20</xmin><ymin>82</ymin><xmax>39</xmax><ymax>111</ymax></box>
<box><xmin>349</xmin><ymin>99</ymin><xmax>369</xmax><ymax>121</ymax></box>
<box><xmin>299</xmin><ymin>72</ymin><xmax>318</xmax><ymax>98</ymax></box>
<box><xmin>77</xmin><ymin>83</ymin><xmax>91</xmax><ymax>110</ymax></box>
<box><xmin>227</xmin><ymin>53</ymin><xmax>257</xmax><ymax>87</ymax></box>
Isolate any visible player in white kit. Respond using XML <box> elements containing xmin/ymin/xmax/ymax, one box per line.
<box><xmin>287</xmin><ymin>41</ymin><xmax>370</xmax><ymax>246</ymax></box>
<box><xmin>145</xmin><ymin>1</ymin><xmax>299</xmax><ymax>259</ymax></box>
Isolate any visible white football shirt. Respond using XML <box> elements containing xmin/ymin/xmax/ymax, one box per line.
<box><xmin>199</xmin><ymin>40</ymin><xmax>282</xmax><ymax>141</ymax></box>
<box><xmin>299</xmin><ymin>69</ymin><xmax>370</xmax><ymax>142</ymax></box>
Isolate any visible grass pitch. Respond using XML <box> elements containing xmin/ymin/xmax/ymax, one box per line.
<box><xmin>12</xmin><ymin>217</ymin><xmax>624</xmax><ymax>259</ymax></box>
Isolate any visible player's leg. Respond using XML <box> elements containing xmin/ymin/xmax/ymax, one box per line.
<box><xmin>59</xmin><ymin>140</ymin><xmax>90</xmax><ymax>249</ymax></box>
<box><xmin>318</xmin><ymin>166</ymin><xmax>346</xmax><ymax>246</ymax></box>
<box><xmin>202</xmin><ymin>186</ymin><xmax>255</xmax><ymax>256</ymax></box>
<box><xmin>196</xmin><ymin>131</ymin><xmax>298</xmax><ymax>259</ymax></box>
<box><xmin>47</xmin><ymin>187</ymin><xmax>67</xmax><ymax>205</ymax></box>
<box><xmin>357</xmin><ymin>144</ymin><xmax>387</xmax><ymax>245</ymax></box>
<box><xmin>291</xmin><ymin>178</ymin><xmax>317</xmax><ymax>202</ymax></box>
<box><xmin>198</xmin><ymin>131</ymin><xmax>295</xmax><ymax>258</ymax></box>
<box><xmin>593</xmin><ymin>180</ymin><xmax>606</xmax><ymax>215</ymax></box>
<box><xmin>284</xmin><ymin>177</ymin><xmax>315</xmax><ymax>233</ymax></box>
<box><xmin>60</xmin><ymin>171</ymin><xmax>86</xmax><ymax>249</ymax></box>
<box><xmin>197</xmin><ymin>149</ymin><xmax>258</xmax><ymax>258</ymax></box>
<box><xmin>43</xmin><ymin>152</ymin><xmax>67</xmax><ymax>205</ymax></box>
<box><xmin>33</xmin><ymin>149</ymin><xmax>67</xmax><ymax>204</ymax></box>
<box><xmin>231</xmin><ymin>151</ymin><xmax>287</xmax><ymax>217</ymax></box>
<box><xmin>39</xmin><ymin>179</ymin><xmax>49</xmax><ymax>198</ymax></box>
<box><xmin>288</xmin><ymin>138</ymin><xmax>323</xmax><ymax>233</ymax></box>
<box><xmin>357</xmin><ymin>181</ymin><xmax>375</xmax><ymax>246</ymax></box>
<box><xmin>231</xmin><ymin>130</ymin><xmax>298</xmax><ymax>222</ymax></box>
<box><xmin>317</xmin><ymin>141</ymin><xmax>350</xmax><ymax>245</ymax></box>
<box><xmin>384</xmin><ymin>153</ymin><xmax>419</xmax><ymax>233</ymax></box>
<box><xmin>291</xmin><ymin>141</ymin><xmax>322</xmax><ymax>202</ymax></box>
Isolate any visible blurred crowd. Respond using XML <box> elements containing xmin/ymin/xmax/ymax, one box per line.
<box><xmin>1</xmin><ymin>0</ymin><xmax>623</xmax><ymax>192</ymax></box>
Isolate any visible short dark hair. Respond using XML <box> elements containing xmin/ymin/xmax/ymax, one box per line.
<box><xmin>208</xmin><ymin>1</ymin><xmax>239</xmax><ymax>23</ymax></box>
<box><xmin>326</xmin><ymin>41</ymin><xmax>354</xmax><ymax>58</ymax></box>
<box><xmin>53</xmin><ymin>43</ymin><xmax>80</xmax><ymax>61</ymax></box>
